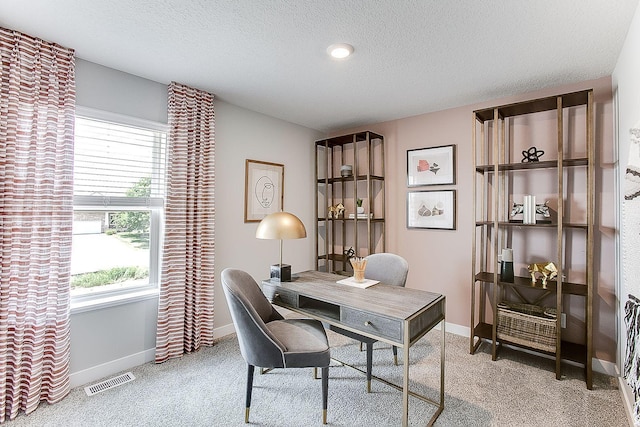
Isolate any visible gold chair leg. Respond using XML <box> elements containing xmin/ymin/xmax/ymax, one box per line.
<box><xmin>323</xmin><ymin>409</ymin><xmax>327</xmax><ymax>424</ymax></box>
<box><xmin>314</xmin><ymin>367</ymin><xmax>318</xmax><ymax>379</ymax></box>
<box><xmin>245</xmin><ymin>407</ymin><xmax>250</xmax><ymax>423</ymax></box>
<box><xmin>359</xmin><ymin>342</ymin><xmax>363</xmax><ymax>352</ymax></box>
<box><xmin>394</xmin><ymin>354</ymin><xmax>398</xmax><ymax>366</ymax></box>
<box><xmin>367</xmin><ymin>379</ymin><xmax>371</xmax><ymax>393</ymax></box>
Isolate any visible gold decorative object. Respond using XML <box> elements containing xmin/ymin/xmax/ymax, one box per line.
<box><xmin>328</xmin><ymin>203</ymin><xmax>345</xmax><ymax>219</ymax></box>
<box><xmin>256</xmin><ymin>211</ymin><xmax>307</xmax><ymax>282</ymax></box>
<box><xmin>527</xmin><ymin>262</ymin><xmax>558</xmax><ymax>285</ymax></box>
<box><xmin>328</xmin><ymin>205</ymin><xmax>337</xmax><ymax>219</ymax></box>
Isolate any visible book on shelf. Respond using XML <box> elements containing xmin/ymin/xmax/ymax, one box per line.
<box><xmin>348</xmin><ymin>213</ymin><xmax>373</xmax><ymax>219</ymax></box>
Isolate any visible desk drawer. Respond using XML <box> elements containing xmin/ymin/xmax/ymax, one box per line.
<box><xmin>273</xmin><ymin>288</ymin><xmax>298</xmax><ymax>308</ymax></box>
<box><xmin>341</xmin><ymin>307</ymin><xmax>402</xmax><ymax>342</ymax></box>
<box><xmin>262</xmin><ymin>284</ymin><xmax>298</xmax><ymax>308</ymax></box>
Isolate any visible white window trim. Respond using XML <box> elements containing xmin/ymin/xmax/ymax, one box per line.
<box><xmin>70</xmin><ymin>107</ymin><xmax>167</xmax><ymax>312</ymax></box>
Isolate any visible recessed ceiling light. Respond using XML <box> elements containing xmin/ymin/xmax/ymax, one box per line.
<box><xmin>327</xmin><ymin>43</ymin><xmax>354</xmax><ymax>59</ymax></box>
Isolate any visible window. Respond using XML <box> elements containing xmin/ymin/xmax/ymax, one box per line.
<box><xmin>71</xmin><ymin>108</ymin><xmax>167</xmax><ymax>309</ymax></box>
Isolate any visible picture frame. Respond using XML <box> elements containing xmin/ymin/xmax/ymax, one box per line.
<box><xmin>407</xmin><ymin>144</ymin><xmax>456</xmax><ymax>186</ymax></box>
<box><xmin>407</xmin><ymin>190</ymin><xmax>456</xmax><ymax>230</ymax></box>
<box><xmin>244</xmin><ymin>159</ymin><xmax>284</xmax><ymax>223</ymax></box>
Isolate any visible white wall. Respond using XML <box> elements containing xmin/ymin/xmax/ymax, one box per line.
<box><xmin>612</xmin><ymin>1</ymin><xmax>640</xmax><ymax>423</ymax></box>
<box><xmin>70</xmin><ymin>59</ymin><xmax>321</xmax><ymax>387</ymax></box>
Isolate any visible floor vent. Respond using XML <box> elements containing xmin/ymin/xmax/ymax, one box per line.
<box><xmin>84</xmin><ymin>372</ymin><xmax>135</xmax><ymax>396</ymax></box>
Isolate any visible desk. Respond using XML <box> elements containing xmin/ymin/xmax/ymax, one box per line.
<box><xmin>262</xmin><ymin>270</ymin><xmax>445</xmax><ymax>427</ymax></box>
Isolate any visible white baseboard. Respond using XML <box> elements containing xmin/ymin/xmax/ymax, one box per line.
<box><xmin>69</xmin><ymin>319</ymin><xmax>618</xmax><ymax>389</ymax></box>
<box><xmin>70</xmin><ymin>323</ymin><xmax>237</xmax><ymax>389</ymax></box>
<box><xmin>214</xmin><ymin>322</ymin><xmax>236</xmax><ymax>340</ymax></box>
<box><xmin>70</xmin><ymin>348</ymin><xmax>156</xmax><ymax>388</ymax></box>
<box><xmin>618</xmin><ymin>376</ymin><xmax>637</xmax><ymax>427</ymax></box>
<box><xmin>439</xmin><ymin>321</ymin><xmax>616</xmax><ymax>376</ymax></box>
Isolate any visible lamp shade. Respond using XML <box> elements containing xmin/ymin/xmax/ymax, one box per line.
<box><xmin>255</xmin><ymin>212</ymin><xmax>307</xmax><ymax>240</ymax></box>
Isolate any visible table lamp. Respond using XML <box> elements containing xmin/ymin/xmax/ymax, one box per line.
<box><xmin>256</xmin><ymin>211</ymin><xmax>307</xmax><ymax>282</ymax></box>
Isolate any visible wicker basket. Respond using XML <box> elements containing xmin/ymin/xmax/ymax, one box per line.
<box><xmin>497</xmin><ymin>302</ymin><xmax>557</xmax><ymax>353</ymax></box>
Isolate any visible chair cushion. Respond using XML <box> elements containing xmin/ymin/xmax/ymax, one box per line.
<box><xmin>266</xmin><ymin>319</ymin><xmax>330</xmax><ymax>368</ymax></box>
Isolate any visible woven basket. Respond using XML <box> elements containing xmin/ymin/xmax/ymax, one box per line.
<box><xmin>497</xmin><ymin>302</ymin><xmax>557</xmax><ymax>353</ymax></box>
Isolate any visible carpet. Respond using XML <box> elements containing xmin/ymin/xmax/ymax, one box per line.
<box><xmin>4</xmin><ymin>330</ymin><xmax>628</xmax><ymax>426</ymax></box>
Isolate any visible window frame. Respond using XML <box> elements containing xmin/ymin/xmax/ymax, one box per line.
<box><xmin>71</xmin><ymin>107</ymin><xmax>168</xmax><ymax>313</ymax></box>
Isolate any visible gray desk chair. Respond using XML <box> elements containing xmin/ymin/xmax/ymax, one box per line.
<box><xmin>331</xmin><ymin>253</ymin><xmax>409</xmax><ymax>392</ymax></box>
<box><xmin>221</xmin><ymin>268</ymin><xmax>330</xmax><ymax>424</ymax></box>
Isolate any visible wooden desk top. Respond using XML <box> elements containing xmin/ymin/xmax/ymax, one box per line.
<box><xmin>263</xmin><ymin>270</ymin><xmax>444</xmax><ymax>322</ymax></box>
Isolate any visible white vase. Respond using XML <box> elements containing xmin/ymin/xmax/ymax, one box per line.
<box><xmin>357</xmin><ymin>206</ymin><xmax>365</xmax><ymax>214</ymax></box>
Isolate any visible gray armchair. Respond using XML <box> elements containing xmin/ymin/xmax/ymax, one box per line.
<box><xmin>330</xmin><ymin>253</ymin><xmax>408</xmax><ymax>392</ymax></box>
<box><xmin>221</xmin><ymin>268</ymin><xmax>330</xmax><ymax>424</ymax></box>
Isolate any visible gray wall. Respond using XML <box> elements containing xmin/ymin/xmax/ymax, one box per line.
<box><xmin>70</xmin><ymin>59</ymin><xmax>321</xmax><ymax>387</ymax></box>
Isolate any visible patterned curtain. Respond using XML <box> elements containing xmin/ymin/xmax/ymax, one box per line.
<box><xmin>155</xmin><ymin>82</ymin><xmax>215</xmax><ymax>363</ymax></box>
<box><xmin>0</xmin><ymin>28</ymin><xmax>75</xmax><ymax>421</ymax></box>
<box><xmin>624</xmin><ymin>123</ymin><xmax>640</xmax><ymax>426</ymax></box>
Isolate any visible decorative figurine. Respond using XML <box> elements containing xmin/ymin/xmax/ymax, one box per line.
<box><xmin>335</xmin><ymin>202</ymin><xmax>345</xmax><ymax>218</ymax></box>
<box><xmin>528</xmin><ymin>262</ymin><xmax>558</xmax><ymax>285</ymax></box>
<box><xmin>328</xmin><ymin>205</ymin><xmax>337</xmax><ymax>219</ymax></box>
<box><xmin>343</xmin><ymin>247</ymin><xmax>355</xmax><ymax>258</ymax></box>
<box><xmin>511</xmin><ymin>201</ymin><xmax>551</xmax><ymax>219</ymax></box>
<box><xmin>522</xmin><ymin>146</ymin><xmax>545</xmax><ymax>162</ymax></box>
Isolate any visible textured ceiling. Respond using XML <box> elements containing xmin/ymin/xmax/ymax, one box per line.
<box><xmin>0</xmin><ymin>0</ymin><xmax>638</xmax><ymax>132</ymax></box>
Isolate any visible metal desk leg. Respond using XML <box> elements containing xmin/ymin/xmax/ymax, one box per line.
<box><xmin>402</xmin><ymin>320</ymin><xmax>410</xmax><ymax>427</ymax></box>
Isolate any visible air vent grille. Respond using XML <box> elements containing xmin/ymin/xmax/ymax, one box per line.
<box><xmin>84</xmin><ymin>372</ymin><xmax>135</xmax><ymax>396</ymax></box>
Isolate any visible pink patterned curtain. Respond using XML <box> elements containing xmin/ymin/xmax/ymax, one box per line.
<box><xmin>0</xmin><ymin>28</ymin><xmax>75</xmax><ymax>421</ymax></box>
<box><xmin>155</xmin><ymin>82</ymin><xmax>215</xmax><ymax>363</ymax></box>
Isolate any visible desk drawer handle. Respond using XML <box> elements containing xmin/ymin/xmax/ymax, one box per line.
<box><xmin>364</xmin><ymin>321</ymin><xmax>372</xmax><ymax>326</ymax></box>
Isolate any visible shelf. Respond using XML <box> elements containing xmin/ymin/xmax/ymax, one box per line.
<box><xmin>318</xmin><ymin>217</ymin><xmax>384</xmax><ymax>222</ymax></box>
<box><xmin>475</xmin><ymin>158</ymin><xmax>588</xmax><ymax>173</ymax></box>
<box><xmin>315</xmin><ymin>131</ymin><xmax>384</xmax><ymax>147</ymax></box>
<box><xmin>315</xmin><ymin>131</ymin><xmax>385</xmax><ymax>275</ymax></box>
<box><xmin>475</xmin><ymin>272</ymin><xmax>588</xmax><ymax>296</ymax></box>
<box><xmin>317</xmin><ymin>175</ymin><xmax>385</xmax><ymax>184</ymax></box>
<box><xmin>475</xmin><ymin>221</ymin><xmax>588</xmax><ymax>229</ymax></box>
<box><xmin>473</xmin><ymin>322</ymin><xmax>587</xmax><ymax>364</ymax></box>
<box><xmin>474</xmin><ymin>90</ymin><xmax>591</xmax><ymax>122</ymax></box>
<box><xmin>471</xmin><ymin>89</ymin><xmax>593</xmax><ymax>388</ymax></box>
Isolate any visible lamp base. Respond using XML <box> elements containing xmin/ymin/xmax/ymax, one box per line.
<box><xmin>270</xmin><ymin>264</ymin><xmax>291</xmax><ymax>282</ymax></box>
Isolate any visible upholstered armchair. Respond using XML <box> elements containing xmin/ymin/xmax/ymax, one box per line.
<box><xmin>330</xmin><ymin>253</ymin><xmax>409</xmax><ymax>392</ymax></box>
<box><xmin>221</xmin><ymin>268</ymin><xmax>331</xmax><ymax>424</ymax></box>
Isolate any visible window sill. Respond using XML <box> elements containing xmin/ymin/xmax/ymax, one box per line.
<box><xmin>71</xmin><ymin>288</ymin><xmax>159</xmax><ymax>315</ymax></box>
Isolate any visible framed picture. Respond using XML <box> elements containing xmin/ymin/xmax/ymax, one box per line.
<box><xmin>407</xmin><ymin>144</ymin><xmax>456</xmax><ymax>186</ymax></box>
<box><xmin>407</xmin><ymin>190</ymin><xmax>456</xmax><ymax>230</ymax></box>
<box><xmin>244</xmin><ymin>159</ymin><xmax>284</xmax><ymax>223</ymax></box>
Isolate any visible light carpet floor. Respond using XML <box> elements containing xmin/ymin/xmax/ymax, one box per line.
<box><xmin>4</xmin><ymin>330</ymin><xmax>628</xmax><ymax>426</ymax></box>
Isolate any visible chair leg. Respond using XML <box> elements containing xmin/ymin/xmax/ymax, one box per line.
<box><xmin>321</xmin><ymin>366</ymin><xmax>329</xmax><ymax>424</ymax></box>
<box><xmin>366</xmin><ymin>342</ymin><xmax>373</xmax><ymax>393</ymax></box>
<box><xmin>245</xmin><ymin>364</ymin><xmax>255</xmax><ymax>423</ymax></box>
<box><xmin>359</xmin><ymin>341</ymin><xmax>363</xmax><ymax>352</ymax></box>
<box><xmin>392</xmin><ymin>345</ymin><xmax>398</xmax><ymax>365</ymax></box>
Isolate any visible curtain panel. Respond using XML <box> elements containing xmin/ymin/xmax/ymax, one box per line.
<box><xmin>0</xmin><ymin>28</ymin><xmax>75</xmax><ymax>422</ymax></box>
<box><xmin>155</xmin><ymin>82</ymin><xmax>215</xmax><ymax>363</ymax></box>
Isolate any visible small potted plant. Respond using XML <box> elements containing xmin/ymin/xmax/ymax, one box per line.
<box><xmin>356</xmin><ymin>198</ymin><xmax>364</xmax><ymax>214</ymax></box>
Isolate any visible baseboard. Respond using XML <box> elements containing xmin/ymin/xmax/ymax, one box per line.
<box><xmin>214</xmin><ymin>322</ymin><xmax>236</xmax><ymax>340</ymax></box>
<box><xmin>441</xmin><ymin>322</ymin><xmax>616</xmax><ymax>376</ymax></box>
<box><xmin>70</xmin><ymin>323</ymin><xmax>237</xmax><ymax>389</ymax></box>
<box><xmin>618</xmin><ymin>376</ymin><xmax>637</xmax><ymax>427</ymax></box>
<box><xmin>70</xmin><ymin>348</ymin><xmax>156</xmax><ymax>388</ymax></box>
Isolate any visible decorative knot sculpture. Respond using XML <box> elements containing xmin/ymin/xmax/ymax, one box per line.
<box><xmin>522</xmin><ymin>146</ymin><xmax>545</xmax><ymax>162</ymax></box>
